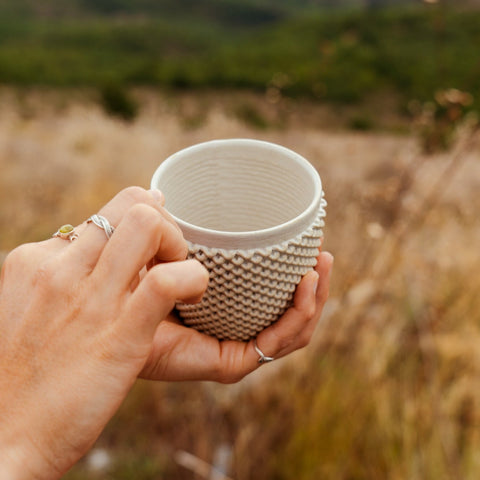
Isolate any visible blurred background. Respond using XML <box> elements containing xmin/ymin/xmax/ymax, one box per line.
<box><xmin>1</xmin><ymin>0</ymin><xmax>480</xmax><ymax>478</ymax></box>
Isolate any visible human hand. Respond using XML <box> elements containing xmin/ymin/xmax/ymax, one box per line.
<box><xmin>140</xmin><ymin>250</ymin><xmax>333</xmax><ymax>383</ymax></box>
<box><xmin>0</xmin><ymin>186</ymin><xmax>333</xmax><ymax>479</ymax></box>
<box><xmin>0</xmin><ymin>187</ymin><xmax>207</xmax><ymax>479</ymax></box>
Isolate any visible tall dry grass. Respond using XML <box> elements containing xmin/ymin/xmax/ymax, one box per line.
<box><xmin>1</xmin><ymin>88</ymin><xmax>480</xmax><ymax>479</ymax></box>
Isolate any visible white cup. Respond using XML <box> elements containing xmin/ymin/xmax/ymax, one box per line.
<box><xmin>151</xmin><ymin>139</ymin><xmax>326</xmax><ymax>341</ymax></box>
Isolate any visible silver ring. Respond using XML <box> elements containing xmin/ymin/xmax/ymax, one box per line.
<box><xmin>52</xmin><ymin>224</ymin><xmax>79</xmax><ymax>242</ymax></box>
<box><xmin>87</xmin><ymin>214</ymin><xmax>115</xmax><ymax>239</ymax></box>
<box><xmin>254</xmin><ymin>339</ymin><xmax>274</xmax><ymax>364</ymax></box>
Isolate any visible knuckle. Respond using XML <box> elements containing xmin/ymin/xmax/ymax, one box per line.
<box><xmin>119</xmin><ymin>186</ymin><xmax>150</xmax><ymax>205</ymax></box>
<box><xmin>299</xmin><ymin>296</ymin><xmax>316</xmax><ymax>319</ymax></box>
<box><xmin>116</xmin><ymin>188</ymin><xmax>188</xmax><ymax>261</ymax></box>
<box><xmin>3</xmin><ymin>243</ymin><xmax>36</xmax><ymax>268</ymax></box>
<box><xmin>278</xmin><ymin>336</ymin><xmax>294</xmax><ymax>352</ymax></box>
<box><xmin>32</xmin><ymin>253</ymin><xmax>77</xmax><ymax>296</ymax></box>
<box><xmin>297</xmin><ymin>330</ymin><xmax>312</xmax><ymax>349</ymax></box>
<box><xmin>126</xmin><ymin>203</ymin><xmax>159</xmax><ymax>230</ymax></box>
<box><xmin>126</xmin><ymin>205</ymin><xmax>188</xmax><ymax>260</ymax></box>
<box><xmin>167</xmin><ymin>239</ymin><xmax>189</xmax><ymax>264</ymax></box>
<box><xmin>305</xmin><ymin>302</ymin><xmax>316</xmax><ymax>319</ymax></box>
<box><xmin>272</xmin><ymin>329</ymin><xmax>296</xmax><ymax>352</ymax></box>
<box><xmin>1</xmin><ymin>243</ymin><xmax>50</xmax><ymax>285</ymax></box>
<box><xmin>123</xmin><ymin>204</ymin><xmax>168</xmax><ymax>245</ymax></box>
<box><xmin>212</xmin><ymin>345</ymin><xmax>248</xmax><ymax>384</ymax></box>
<box><xmin>175</xmin><ymin>238</ymin><xmax>189</xmax><ymax>260</ymax></box>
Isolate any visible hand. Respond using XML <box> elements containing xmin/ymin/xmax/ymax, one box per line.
<box><xmin>0</xmin><ymin>186</ymin><xmax>333</xmax><ymax>479</ymax></box>
<box><xmin>140</xmin><ymin>250</ymin><xmax>333</xmax><ymax>383</ymax></box>
<box><xmin>0</xmin><ymin>187</ymin><xmax>208</xmax><ymax>479</ymax></box>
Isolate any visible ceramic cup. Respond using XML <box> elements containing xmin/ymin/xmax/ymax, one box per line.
<box><xmin>151</xmin><ymin>139</ymin><xmax>326</xmax><ymax>341</ymax></box>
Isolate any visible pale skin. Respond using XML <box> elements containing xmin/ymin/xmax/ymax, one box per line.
<box><xmin>0</xmin><ymin>186</ymin><xmax>333</xmax><ymax>479</ymax></box>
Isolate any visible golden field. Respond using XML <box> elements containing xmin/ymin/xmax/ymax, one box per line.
<box><xmin>1</xmin><ymin>88</ymin><xmax>480</xmax><ymax>479</ymax></box>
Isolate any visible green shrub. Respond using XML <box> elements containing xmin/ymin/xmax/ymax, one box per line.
<box><xmin>1</xmin><ymin>4</ymin><xmax>480</xmax><ymax>114</ymax></box>
<box><xmin>99</xmin><ymin>84</ymin><xmax>138</xmax><ymax>121</ymax></box>
<box><xmin>234</xmin><ymin>103</ymin><xmax>270</xmax><ymax>129</ymax></box>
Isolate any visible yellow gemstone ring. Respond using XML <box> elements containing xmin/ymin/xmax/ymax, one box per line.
<box><xmin>52</xmin><ymin>224</ymin><xmax>79</xmax><ymax>242</ymax></box>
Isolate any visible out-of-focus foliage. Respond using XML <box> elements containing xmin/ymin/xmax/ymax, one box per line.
<box><xmin>99</xmin><ymin>83</ymin><xmax>139</xmax><ymax>121</ymax></box>
<box><xmin>2</xmin><ymin>87</ymin><xmax>480</xmax><ymax>480</ymax></box>
<box><xmin>0</xmin><ymin>0</ymin><xmax>419</xmax><ymax>19</ymax></box>
<box><xmin>410</xmin><ymin>88</ymin><xmax>477</xmax><ymax>153</ymax></box>
<box><xmin>1</xmin><ymin>3</ymin><xmax>480</xmax><ymax>478</ymax></box>
<box><xmin>0</xmin><ymin>1</ymin><xmax>479</xmax><ymax>110</ymax></box>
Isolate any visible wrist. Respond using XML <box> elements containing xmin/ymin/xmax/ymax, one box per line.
<box><xmin>0</xmin><ymin>429</ymin><xmax>61</xmax><ymax>480</ymax></box>
<box><xmin>1</xmin><ymin>445</ymin><xmax>33</xmax><ymax>480</ymax></box>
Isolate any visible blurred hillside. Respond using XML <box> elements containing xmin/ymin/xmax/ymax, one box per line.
<box><xmin>1</xmin><ymin>0</ymin><xmax>479</xmax><ymax>19</ymax></box>
<box><xmin>0</xmin><ymin>0</ymin><xmax>479</xmax><ymax>113</ymax></box>
<box><xmin>0</xmin><ymin>0</ymin><xmax>421</xmax><ymax>18</ymax></box>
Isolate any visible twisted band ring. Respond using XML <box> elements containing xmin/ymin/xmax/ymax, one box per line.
<box><xmin>53</xmin><ymin>224</ymin><xmax>79</xmax><ymax>242</ymax></box>
<box><xmin>87</xmin><ymin>214</ymin><xmax>115</xmax><ymax>239</ymax></box>
<box><xmin>254</xmin><ymin>339</ymin><xmax>274</xmax><ymax>364</ymax></box>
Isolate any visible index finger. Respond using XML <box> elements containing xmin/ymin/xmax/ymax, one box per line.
<box><xmin>64</xmin><ymin>187</ymin><xmax>186</xmax><ymax>275</ymax></box>
<box><xmin>92</xmin><ymin>202</ymin><xmax>188</xmax><ymax>293</ymax></box>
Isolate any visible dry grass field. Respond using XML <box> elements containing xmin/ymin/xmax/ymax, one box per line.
<box><xmin>1</xmin><ymin>87</ymin><xmax>480</xmax><ymax>479</ymax></box>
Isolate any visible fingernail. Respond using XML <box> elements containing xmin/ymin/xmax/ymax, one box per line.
<box><xmin>149</xmin><ymin>188</ymin><xmax>165</xmax><ymax>205</ymax></box>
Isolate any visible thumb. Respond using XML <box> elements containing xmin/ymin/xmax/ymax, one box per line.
<box><xmin>122</xmin><ymin>259</ymin><xmax>208</xmax><ymax>342</ymax></box>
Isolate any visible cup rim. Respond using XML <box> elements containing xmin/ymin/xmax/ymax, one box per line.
<box><xmin>151</xmin><ymin>138</ymin><xmax>323</xmax><ymax>250</ymax></box>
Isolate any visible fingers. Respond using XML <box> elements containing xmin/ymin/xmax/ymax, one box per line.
<box><xmin>92</xmin><ymin>203</ymin><xmax>187</xmax><ymax>293</ymax></box>
<box><xmin>140</xmin><ymin>252</ymin><xmax>334</xmax><ymax>383</ymax></box>
<box><xmin>66</xmin><ymin>187</ymin><xmax>185</xmax><ymax>275</ymax></box>
<box><xmin>222</xmin><ymin>251</ymin><xmax>333</xmax><ymax>378</ymax></box>
<box><xmin>140</xmin><ymin>320</ymin><xmax>236</xmax><ymax>382</ymax></box>
<box><xmin>120</xmin><ymin>260</ymin><xmax>209</xmax><ymax>344</ymax></box>
<box><xmin>253</xmin><ymin>251</ymin><xmax>334</xmax><ymax>360</ymax></box>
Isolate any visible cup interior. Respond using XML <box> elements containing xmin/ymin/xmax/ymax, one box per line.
<box><xmin>152</xmin><ymin>139</ymin><xmax>322</xmax><ymax>248</ymax></box>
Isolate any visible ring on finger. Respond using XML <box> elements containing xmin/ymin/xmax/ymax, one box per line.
<box><xmin>52</xmin><ymin>224</ymin><xmax>79</xmax><ymax>242</ymax></box>
<box><xmin>87</xmin><ymin>214</ymin><xmax>115</xmax><ymax>239</ymax></box>
<box><xmin>254</xmin><ymin>339</ymin><xmax>274</xmax><ymax>364</ymax></box>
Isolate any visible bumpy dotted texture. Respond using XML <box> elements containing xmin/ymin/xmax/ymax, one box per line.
<box><xmin>177</xmin><ymin>199</ymin><xmax>327</xmax><ymax>341</ymax></box>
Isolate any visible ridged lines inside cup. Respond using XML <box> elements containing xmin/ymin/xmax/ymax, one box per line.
<box><xmin>157</xmin><ymin>151</ymin><xmax>316</xmax><ymax>233</ymax></box>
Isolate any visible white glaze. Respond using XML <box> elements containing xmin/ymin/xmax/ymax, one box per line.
<box><xmin>151</xmin><ymin>139</ymin><xmax>326</xmax><ymax>341</ymax></box>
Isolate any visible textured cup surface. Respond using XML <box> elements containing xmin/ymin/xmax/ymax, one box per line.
<box><xmin>151</xmin><ymin>139</ymin><xmax>326</xmax><ymax>341</ymax></box>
